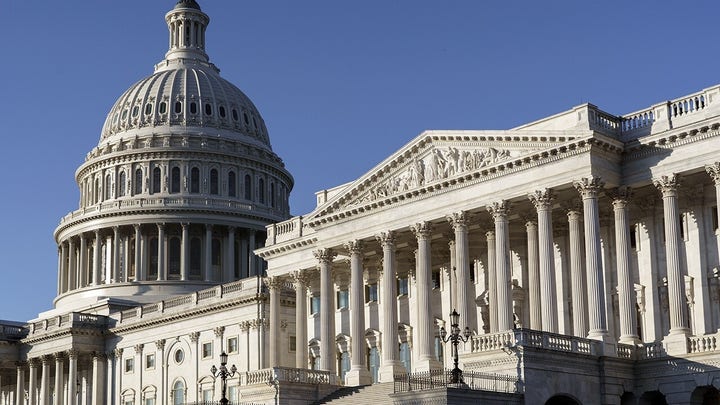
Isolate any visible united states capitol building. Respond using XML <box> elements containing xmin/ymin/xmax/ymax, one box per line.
<box><xmin>3</xmin><ymin>1</ymin><xmax>720</xmax><ymax>404</ymax></box>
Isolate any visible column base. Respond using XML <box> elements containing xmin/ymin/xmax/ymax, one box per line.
<box><xmin>345</xmin><ymin>368</ymin><xmax>372</xmax><ymax>386</ymax></box>
<box><xmin>618</xmin><ymin>335</ymin><xmax>641</xmax><ymax>346</ymax></box>
<box><xmin>378</xmin><ymin>362</ymin><xmax>407</xmax><ymax>383</ymax></box>
<box><xmin>588</xmin><ymin>330</ymin><xmax>616</xmax><ymax>356</ymax></box>
<box><xmin>663</xmin><ymin>329</ymin><xmax>691</xmax><ymax>356</ymax></box>
<box><xmin>414</xmin><ymin>357</ymin><xmax>443</xmax><ymax>373</ymax></box>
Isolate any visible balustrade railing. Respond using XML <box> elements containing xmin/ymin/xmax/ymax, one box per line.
<box><xmin>26</xmin><ymin>312</ymin><xmax>107</xmax><ymax>335</ymax></box>
<box><xmin>239</xmin><ymin>367</ymin><xmax>339</xmax><ymax>386</ymax></box>
<box><xmin>470</xmin><ymin>329</ymin><xmax>600</xmax><ymax>356</ymax></box>
<box><xmin>393</xmin><ymin>369</ymin><xmax>521</xmax><ymax>394</ymax></box>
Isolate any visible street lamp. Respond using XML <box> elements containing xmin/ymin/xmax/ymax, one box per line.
<box><xmin>210</xmin><ymin>352</ymin><xmax>237</xmax><ymax>405</ymax></box>
<box><xmin>439</xmin><ymin>309</ymin><xmax>471</xmax><ymax>384</ymax></box>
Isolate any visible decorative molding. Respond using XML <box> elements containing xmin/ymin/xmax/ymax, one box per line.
<box><xmin>573</xmin><ymin>176</ymin><xmax>605</xmax><ymax>198</ymax></box>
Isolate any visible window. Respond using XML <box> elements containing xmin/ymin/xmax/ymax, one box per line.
<box><xmin>125</xmin><ymin>358</ymin><xmax>134</xmax><ymax>373</ymax></box>
<box><xmin>712</xmin><ymin>206</ymin><xmax>719</xmax><ymax>231</ymax></box>
<box><xmin>212</xmin><ymin>239</ymin><xmax>222</xmax><ymax>267</ymax></box>
<box><xmin>232</xmin><ymin>109</ymin><xmax>239</xmax><ymax>121</ymax></box>
<box><xmin>171</xmin><ymin>167</ymin><xmax>180</xmax><ymax>193</ymax></box>
<box><xmin>365</xmin><ymin>284</ymin><xmax>378</xmax><ymax>303</ymax></box>
<box><xmin>400</xmin><ymin>342</ymin><xmax>411</xmax><ymax>372</ymax></box>
<box><xmin>174</xmin><ymin>101</ymin><xmax>182</xmax><ymax>114</ymax></box>
<box><xmin>146</xmin><ymin>354</ymin><xmax>155</xmax><ymax>369</ymax></box>
<box><xmin>148</xmin><ymin>237</ymin><xmax>159</xmax><ymax>280</ymax></box>
<box><xmin>168</xmin><ymin>237</ymin><xmax>181</xmax><ymax>279</ymax></box>
<box><xmin>125</xmin><ymin>401</ymin><xmax>134</xmax><ymax>405</ymax></box>
<box><xmin>202</xmin><ymin>390</ymin><xmax>213</xmax><ymax>401</ymax></box>
<box><xmin>398</xmin><ymin>277</ymin><xmax>409</xmax><ymax>296</ymax></box>
<box><xmin>227</xmin><ymin>337</ymin><xmax>238</xmax><ymax>354</ymax></box>
<box><xmin>270</xmin><ymin>182</ymin><xmax>276</xmax><ymax>208</ymax></box>
<box><xmin>190</xmin><ymin>167</ymin><xmax>200</xmax><ymax>193</ymax></box>
<box><xmin>152</xmin><ymin>167</ymin><xmax>161</xmax><ymax>194</ymax></box>
<box><xmin>205</xmin><ymin>103</ymin><xmax>213</xmax><ymax>116</ymax></box>
<box><xmin>228</xmin><ymin>386</ymin><xmax>238</xmax><ymax>402</ymax></box>
<box><xmin>258</xmin><ymin>178</ymin><xmax>265</xmax><ymax>204</ymax></box>
<box><xmin>228</xmin><ymin>171</ymin><xmax>236</xmax><ymax>197</ymax></box>
<box><xmin>310</xmin><ymin>296</ymin><xmax>321</xmax><ymax>315</ymax></box>
<box><xmin>118</xmin><ymin>171</ymin><xmax>126</xmax><ymax>197</ymax></box>
<box><xmin>202</xmin><ymin>342</ymin><xmax>213</xmax><ymax>358</ymax></box>
<box><xmin>210</xmin><ymin>169</ymin><xmax>219</xmax><ymax>195</ymax></box>
<box><xmin>190</xmin><ymin>237</ymin><xmax>202</xmax><ymax>278</ymax></box>
<box><xmin>338</xmin><ymin>351</ymin><xmax>350</xmax><ymax>380</ymax></box>
<box><xmin>174</xmin><ymin>349</ymin><xmax>184</xmax><ymax>364</ymax></box>
<box><xmin>244</xmin><ymin>175</ymin><xmax>252</xmax><ymax>200</ymax></box>
<box><xmin>243</xmin><ymin>112</ymin><xmax>249</xmax><ymax>125</ymax></box>
<box><xmin>337</xmin><ymin>290</ymin><xmax>349</xmax><ymax>310</ymax></box>
<box><xmin>132</xmin><ymin>106</ymin><xmax>139</xmax><ymax>117</ymax></box>
<box><xmin>289</xmin><ymin>336</ymin><xmax>296</xmax><ymax>352</ymax></box>
<box><xmin>94</xmin><ymin>178</ymin><xmax>100</xmax><ymax>204</ymax></box>
<box><xmin>144</xmin><ymin>103</ymin><xmax>152</xmax><ymax>115</ymax></box>
<box><xmin>105</xmin><ymin>174</ymin><xmax>112</xmax><ymax>200</ymax></box>
<box><xmin>432</xmin><ymin>269</ymin><xmax>441</xmax><ymax>289</ymax></box>
<box><xmin>219</xmin><ymin>105</ymin><xmax>226</xmax><ymax>118</ymax></box>
<box><xmin>434</xmin><ymin>336</ymin><xmax>444</xmax><ymax>364</ymax></box>
<box><xmin>134</xmin><ymin>168</ymin><xmax>143</xmax><ymax>195</ymax></box>
<box><xmin>189</xmin><ymin>102</ymin><xmax>197</xmax><ymax>115</ymax></box>
<box><xmin>144</xmin><ymin>399</ymin><xmax>155</xmax><ymax>405</ymax></box>
<box><xmin>121</xmin><ymin>109</ymin><xmax>128</xmax><ymax>120</ymax></box>
<box><xmin>172</xmin><ymin>381</ymin><xmax>184</xmax><ymax>405</ymax></box>
<box><xmin>368</xmin><ymin>347</ymin><xmax>380</xmax><ymax>383</ymax></box>
<box><xmin>630</xmin><ymin>225</ymin><xmax>638</xmax><ymax>250</ymax></box>
<box><xmin>159</xmin><ymin>102</ymin><xmax>167</xmax><ymax>114</ymax></box>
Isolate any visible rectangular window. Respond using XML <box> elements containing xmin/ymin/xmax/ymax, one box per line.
<box><xmin>398</xmin><ymin>277</ymin><xmax>409</xmax><ymax>296</ymax></box>
<box><xmin>145</xmin><ymin>353</ymin><xmax>155</xmax><ymax>370</ymax></box>
<box><xmin>202</xmin><ymin>342</ymin><xmax>213</xmax><ymax>359</ymax></box>
<box><xmin>365</xmin><ymin>283</ymin><xmax>378</xmax><ymax>303</ymax></box>
<box><xmin>124</xmin><ymin>358</ymin><xmax>134</xmax><ymax>373</ymax></box>
<box><xmin>712</xmin><ymin>206</ymin><xmax>719</xmax><ymax>231</ymax></box>
<box><xmin>311</xmin><ymin>296</ymin><xmax>321</xmax><ymax>315</ymax></box>
<box><xmin>125</xmin><ymin>401</ymin><xmax>134</xmax><ymax>405</ymax></box>
<box><xmin>431</xmin><ymin>270</ymin><xmax>441</xmax><ymax>289</ymax></box>
<box><xmin>289</xmin><ymin>336</ymin><xmax>297</xmax><ymax>352</ymax></box>
<box><xmin>144</xmin><ymin>399</ymin><xmax>155</xmax><ymax>405</ymax></box>
<box><xmin>228</xmin><ymin>386</ymin><xmax>238</xmax><ymax>401</ymax></box>
<box><xmin>630</xmin><ymin>225</ymin><xmax>637</xmax><ymax>250</ymax></box>
<box><xmin>337</xmin><ymin>290</ymin><xmax>349</xmax><ymax>309</ymax></box>
<box><xmin>227</xmin><ymin>337</ymin><xmax>238</xmax><ymax>354</ymax></box>
<box><xmin>203</xmin><ymin>390</ymin><xmax>213</xmax><ymax>401</ymax></box>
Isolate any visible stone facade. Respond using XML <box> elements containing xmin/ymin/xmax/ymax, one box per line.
<box><xmin>2</xmin><ymin>1</ymin><xmax>720</xmax><ymax>405</ymax></box>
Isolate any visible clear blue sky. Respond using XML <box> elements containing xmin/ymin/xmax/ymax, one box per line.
<box><xmin>1</xmin><ymin>0</ymin><xmax>719</xmax><ymax>322</ymax></box>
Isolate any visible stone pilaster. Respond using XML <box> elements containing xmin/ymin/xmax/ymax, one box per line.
<box><xmin>93</xmin><ymin>230</ymin><xmax>102</xmax><ymax>285</ymax></box>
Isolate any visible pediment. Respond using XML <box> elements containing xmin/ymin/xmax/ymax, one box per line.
<box><xmin>308</xmin><ymin>129</ymin><xmax>587</xmax><ymax>221</ymax></box>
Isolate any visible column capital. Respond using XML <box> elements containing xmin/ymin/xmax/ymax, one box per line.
<box><xmin>92</xmin><ymin>351</ymin><xmax>107</xmax><ymax>361</ymax></box>
<box><xmin>189</xmin><ymin>331</ymin><xmax>200</xmax><ymax>342</ymax></box>
<box><xmin>609</xmin><ymin>186</ymin><xmax>633</xmax><ymax>209</ymax></box>
<box><xmin>573</xmin><ymin>176</ymin><xmax>605</xmax><ymax>198</ymax></box>
<box><xmin>487</xmin><ymin>200</ymin><xmax>510</xmax><ymax>219</ymax></box>
<box><xmin>524</xmin><ymin>219</ymin><xmax>538</xmax><ymax>229</ymax></box>
<box><xmin>314</xmin><ymin>248</ymin><xmax>337</xmax><ymax>264</ymax></box>
<box><xmin>239</xmin><ymin>321</ymin><xmax>252</xmax><ymax>332</ymax></box>
<box><xmin>53</xmin><ymin>352</ymin><xmax>65</xmax><ymax>361</ymax></box>
<box><xmin>41</xmin><ymin>355</ymin><xmax>53</xmax><ymax>365</ymax></box>
<box><xmin>66</xmin><ymin>349</ymin><xmax>79</xmax><ymax>359</ymax></box>
<box><xmin>157</xmin><ymin>223</ymin><xmax>166</xmax><ymax>231</ymax></box>
<box><xmin>446</xmin><ymin>211</ymin><xmax>469</xmax><ymax>230</ymax></box>
<box><xmin>485</xmin><ymin>229</ymin><xmax>495</xmax><ymax>240</ymax></box>
<box><xmin>292</xmin><ymin>270</ymin><xmax>312</xmax><ymax>288</ymax></box>
<box><xmin>706</xmin><ymin>162</ymin><xmax>720</xmax><ymax>184</ymax></box>
<box><xmin>213</xmin><ymin>326</ymin><xmax>225</xmax><ymax>338</ymax></box>
<box><xmin>653</xmin><ymin>174</ymin><xmax>680</xmax><ymax>196</ymax></box>
<box><xmin>133</xmin><ymin>223</ymin><xmax>141</xmax><ymax>231</ymax></box>
<box><xmin>28</xmin><ymin>358</ymin><xmax>40</xmax><ymax>368</ymax></box>
<box><xmin>375</xmin><ymin>231</ymin><xmax>396</xmax><ymax>247</ymax></box>
<box><xmin>156</xmin><ymin>339</ymin><xmax>166</xmax><ymax>350</ymax></box>
<box><xmin>134</xmin><ymin>344</ymin><xmax>144</xmax><ymax>354</ymax></box>
<box><xmin>411</xmin><ymin>221</ymin><xmax>433</xmax><ymax>239</ymax></box>
<box><xmin>344</xmin><ymin>240</ymin><xmax>364</xmax><ymax>255</ymax></box>
<box><xmin>265</xmin><ymin>276</ymin><xmax>285</xmax><ymax>291</ymax></box>
<box><xmin>112</xmin><ymin>348</ymin><xmax>123</xmax><ymax>359</ymax></box>
<box><xmin>528</xmin><ymin>188</ymin><xmax>554</xmax><ymax>210</ymax></box>
<box><xmin>16</xmin><ymin>360</ymin><xmax>27</xmax><ymax>368</ymax></box>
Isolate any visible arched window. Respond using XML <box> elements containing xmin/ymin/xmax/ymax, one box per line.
<box><xmin>168</xmin><ymin>237</ymin><xmax>181</xmax><ymax>279</ymax></box>
<box><xmin>94</xmin><ymin>178</ymin><xmax>100</xmax><ymax>204</ymax></box>
<box><xmin>228</xmin><ymin>171</ymin><xmax>236</xmax><ymax>197</ymax></box>
<box><xmin>171</xmin><ymin>167</ymin><xmax>181</xmax><ymax>194</ymax></box>
<box><xmin>172</xmin><ymin>381</ymin><xmax>185</xmax><ymax>405</ymax></box>
<box><xmin>159</xmin><ymin>102</ymin><xmax>167</xmax><ymax>114</ymax></box>
<box><xmin>270</xmin><ymin>182</ymin><xmax>276</xmax><ymax>208</ymax></box>
<box><xmin>190</xmin><ymin>237</ymin><xmax>202</xmax><ymax>278</ymax></box>
<box><xmin>211</xmin><ymin>238</ymin><xmax>222</xmax><ymax>281</ymax></box>
<box><xmin>210</xmin><ymin>169</ymin><xmax>219</xmax><ymax>195</ymax></box>
<box><xmin>190</xmin><ymin>102</ymin><xmax>197</xmax><ymax>115</ymax></box>
<box><xmin>244</xmin><ymin>175</ymin><xmax>252</xmax><ymax>200</ymax></box>
<box><xmin>190</xmin><ymin>167</ymin><xmax>200</xmax><ymax>194</ymax></box>
<box><xmin>368</xmin><ymin>347</ymin><xmax>380</xmax><ymax>383</ymax></box>
<box><xmin>152</xmin><ymin>167</ymin><xmax>161</xmax><ymax>194</ymax></box>
<box><xmin>134</xmin><ymin>168</ymin><xmax>143</xmax><ymax>195</ymax></box>
<box><xmin>258</xmin><ymin>179</ymin><xmax>265</xmax><ymax>204</ymax></box>
<box><xmin>148</xmin><ymin>237</ymin><xmax>159</xmax><ymax>280</ymax></box>
<box><xmin>118</xmin><ymin>171</ymin><xmax>126</xmax><ymax>197</ymax></box>
<box><xmin>105</xmin><ymin>174</ymin><xmax>112</xmax><ymax>200</ymax></box>
<box><xmin>174</xmin><ymin>101</ymin><xmax>182</xmax><ymax>114</ymax></box>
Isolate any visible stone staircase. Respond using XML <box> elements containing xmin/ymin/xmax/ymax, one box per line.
<box><xmin>312</xmin><ymin>383</ymin><xmax>395</xmax><ymax>404</ymax></box>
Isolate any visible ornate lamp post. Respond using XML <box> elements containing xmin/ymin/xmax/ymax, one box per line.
<box><xmin>439</xmin><ymin>309</ymin><xmax>471</xmax><ymax>384</ymax></box>
<box><xmin>210</xmin><ymin>352</ymin><xmax>237</xmax><ymax>405</ymax></box>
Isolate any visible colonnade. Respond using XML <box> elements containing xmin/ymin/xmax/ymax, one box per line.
<box><xmin>8</xmin><ymin>350</ymin><xmax>105</xmax><ymax>405</ymax></box>
<box><xmin>266</xmin><ymin>170</ymin><xmax>720</xmax><ymax>382</ymax></box>
<box><xmin>56</xmin><ymin>224</ymin><xmax>264</xmax><ymax>295</ymax></box>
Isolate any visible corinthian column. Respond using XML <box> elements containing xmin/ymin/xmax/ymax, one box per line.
<box><xmin>376</xmin><ymin>231</ymin><xmax>404</xmax><ymax>382</ymax></box>
<box><xmin>68</xmin><ymin>239</ymin><xmax>77</xmax><ymax>291</ymax></box>
<box><xmin>574</xmin><ymin>177</ymin><xmax>609</xmax><ymax>341</ymax></box>
<box><xmin>39</xmin><ymin>356</ymin><xmax>50</xmax><ymax>405</ymax></box>
<box><xmin>611</xmin><ymin>187</ymin><xmax>641</xmax><ymax>344</ymax></box>
<box><xmin>447</xmin><ymin>211</ymin><xmax>471</xmax><ymax>330</ymax></box>
<box><xmin>157</xmin><ymin>224</ymin><xmax>166</xmax><ymax>281</ymax></box>
<box><xmin>706</xmin><ymin>163</ymin><xmax>720</xmax><ymax>266</ymax></box>
<box><xmin>292</xmin><ymin>271</ymin><xmax>310</xmax><ymax>369</ymax></box>
<box><xmin>28</xmin><ymin>358</ymin><xmax>38</xmax><ymax>405</ymax></box>
<box><xmin>93</xmin><ymin>230</ymin><xmax>102</xmax><ymax>285</ymax></box>
<box><xmin>205</xmin><ymin>225</ymin><xmax>213</xmax><ymax>282</ymax></box>
<box><xmin>16</xmin><ymin>362</ymin><xmax>26</xmax><ymax>405</ymax></box>
<box><xmin>525</xmin><ymin>220</ymin><xmax>541</xmax><ymax>330</ymax></box>
<box><xmin>411</xmin><ymin>222</ymin><xmax>441</xmax><ymax>371</ymax></box>
<box><xmin>529</xmin><ymin>189</ymin><xmax>558</xmax><ymax>333</ymax></box>
<box><xmin>345</xmin><ymin>240</ymin><xmax>371</xmax><ymax>386</ymax></box>
<box><xmin>266</xmin><ymin>276</ymin><xmax>283</xmax><ymax>367</ymax></box>
<box><xmin>112</xmin><ymin>227</ymin><xmax>120</xmax><ymax>283</ymax></box>
<box><xmin>653</xmin><ymin>175</ymin><xmax>690</xmax><ymax>336</ymax></box>
<box><xmin>566</xmin><ymin>205</ymin><xmax>588</xmax><ymax>337</ymax></box>
<box><xmin>488</xmin><ymin>202</ymin><xmax>513</xmax><ymax>331</ymax></box>
<box><xmin>67</xmin><ymin>350</ymin><xmax>78</xmax><ymax>405</ymax></box>
<box><xmin>54</xmin><ymin>354</ymin><xmax>64</xmax><ymax>405</ymax></box>
<box><xmin>486</xmin><ymin>230</ymin><xmax>498</xmax><ymax>332</ymax></box>
<box><xmin>91</xmin><ymin>353</ymin><xmax>106</xmax><ymax>404</ymax></box>
<box><xmin>314</xmin><ymin>248</ymin><xmax>337</xmax><ymax>373</ymax></box>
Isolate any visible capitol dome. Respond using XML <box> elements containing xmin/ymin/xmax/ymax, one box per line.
<box><xmin>52</xmin><ymin>0</ymin><xmax>293</xmax><ymax>313</ymax></box>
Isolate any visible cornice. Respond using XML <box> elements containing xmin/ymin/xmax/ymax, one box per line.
<box><xmin>624</xmin><ymin>120</ymin><xmax>720</xmax><ymax>160</ymax></box>
<box><xmin>255</xmin><ymin>237</ymin><xmax>319</xmax><ymax>259</ymax></box>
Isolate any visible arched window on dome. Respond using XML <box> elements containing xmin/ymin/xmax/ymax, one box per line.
<box><xmin>244</xmin><ymin>175</ymin><xmax>252</xmax><ymax>200</ymax></box>
<box><xmin>134</xmin><ymin>168</ymin><xmax>143</xmax><ymax>195</ymax></box>
<box><xmin>171</xmin><ymin>167</ymin><xmax>181</xmax><ymax>194</ymax></box>
<box><xmin>232</xmin><ymin>109</ymin><xmax>239</xmax><ymax>121</ymax></box>
<box><xmin>210</xmin><ymin>169</ymin><xmax>219</xmax><ymax>195</ymax></box>
<box><xmin>94</xmin><ymin>177</ymin><xmax>100</xmax><ymax>204</ymax></box>
<box><xmin>190</xmin><ymin>167</ymin><xmax>200</xmax><ymax>194</ymax></box>
<box><xmin>258</xmin><ymin>179</ymin><xmax>265</xmax><ymax>204</ymax></box>
<box><xmin>174</xmin><ymin>101</ymin><xmax>182</xmax><ymax>114</ymax></box>
<box><xmin>205</xmin><ymin>103</ymin><xmax>213</xmax><ymax>116</ymax></box>
<box><xmin>219</xmin><ymin>105</ymin><xmax>226</xmax><ymax>118</ymax></box>
<box><xmin>189</xmin><ymin>102</ymin><xmax>197</xmax><ymax>115</ymax></box>
<box><xmin>105</xmin><ymin>174</ymin><xmax>112</xmax><ymax>200</ymax></box>
<box><xmin>228</xmin><ymin>171</ymin><xmax>237</xmax><ymax>197</ymax></box>
<box><xmin>190</xmin><ymin>237</ymin><xmax>202</xmax><ymax>279</ymax></box>
<box><xmin>168</xmin><ymin>237</ymin><xmax>181</xmax><ymax>280</ymax></box>
<box><xmin>118</xmin><ymin>171</ymin><xmax>127</xmax><ymax>197</ymax></box>
<box><xmin>144</xmin><ymin>103</ymin><xmax>153</xmax><ymax>115</ymax></box>
<box><xmin>270</xmin><ymin>182</ymin><xmax>276</xmax><ymax>208</ymax></box>
<box><xmin>148</xmin><ymin>237</ymin><xmax>159</xmax><ymax>280</ymax></box>
<box><xmin>159</xmin><ymin>102</ymin><xmax>167</xmax><ymax>115</ymax></box>
<box><xmin>152</xmin><ymin>167</ymin><xmax>161</xmax><ymax>194</ymax></box>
